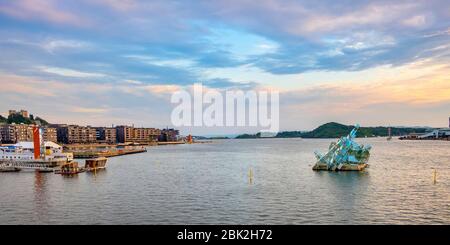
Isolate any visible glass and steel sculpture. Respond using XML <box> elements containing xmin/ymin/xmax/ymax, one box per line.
<box><xmin>313</xmin><ymin>125</ymin><xmax>371</xmax><ymax>171</ymax></box>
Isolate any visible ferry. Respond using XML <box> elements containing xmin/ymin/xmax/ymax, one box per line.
<box><xmin>0</xmin><ymin>126</ymin><xmax>73</xmax><ymax>172</ymax></box>
<box><xmin>0</xmin><ymin>141</ymin><xmax>73</xmax><ymax>166</ymax></box>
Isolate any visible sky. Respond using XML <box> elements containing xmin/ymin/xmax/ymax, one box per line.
<box><xmin>0</xmin><ymin>0</ymin><xmax>449</xmax><ymax>135</ymax></box>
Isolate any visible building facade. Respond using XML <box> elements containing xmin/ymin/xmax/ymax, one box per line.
<box><xmin>116</xmin><ymin>126</ymin><xmax>160</xmax><ymax>144</ymax></box>
<box><xmin>43</xmin><ymin>127</ymin><xmax>58</xmax><ymax>143</ymax></box>
<box><xmin>0</xmin><ymin>124</ymin><xmax>57</xmax><ymax>144</ymax></box>
<box><xmin>0</xmin><ymin>124</ymin><xmax>17</xmax><ymax>143</ymax></box>
<box><xmin>56</xmin><ymin>125</ymin><xmax>97</xmax><ymax>144</ymax></box>
<box><xmin>95</xmin><ymin>127</ymin><xmax>117</xmax><ymax>144</ymax></box>
<box><xmin>159</xmin><ymin>128</ymin><xmax>180</xmax><ymax>142</ymax></box>
<box><xmin>133</xmin><ymin>127</ymin><xmax>161</xmax><ymax>143</ymax></box>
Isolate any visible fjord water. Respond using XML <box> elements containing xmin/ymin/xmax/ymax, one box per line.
<box><xmin>0</xmin><ymin>138</ymin><xmax>449</xmax><ymax>225</ymax></box>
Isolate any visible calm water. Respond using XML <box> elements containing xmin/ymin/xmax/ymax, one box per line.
<box><xmin>0</xmin><ymin>138</ymin><xmax>449</xmax><ymax>225</ymax></box>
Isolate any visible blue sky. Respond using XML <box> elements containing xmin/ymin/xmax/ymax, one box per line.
<box><xmin>0</xmin><ymin>0</ymin><xmax>449</xmax><ymax>134</ymax></box>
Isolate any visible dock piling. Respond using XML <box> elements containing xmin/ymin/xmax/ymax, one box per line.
<box><xmin>433</xmin><ymin>169</ymin><xmax>437</xmax><ymax>184</ymax></box>
<box><xmin>248</xmin><ymin>168</ymin><xmax>253</xmax><ymax>185</ymax></box>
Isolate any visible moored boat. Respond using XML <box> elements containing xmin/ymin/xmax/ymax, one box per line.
<box><xmin>0</xmin><ymin>126</ymin><xmax>73</xmax><ymax>172</ymax></box>
<box><xmin>85</xmin><ymin>157</ymin><xmax>107</xmax><ymax>172</ymax></box>
<box><xmin>55</xmin><ymin>161</ymin><xmax>84</xmax><ymax>175</ymax></box>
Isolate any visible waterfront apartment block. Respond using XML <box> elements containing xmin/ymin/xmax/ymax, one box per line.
<box><xmin>1</xmin><ymin>123</ymin><xmax>178</xmax><ymax>145</ymax></box>
<box><xmin>0</xmin><ymin>124</ymin><xmax>57</xmax><ymax>144</ymax></box>
<box><xmin>116</xmin><ymin>125</ymin><xmax>134</xmax><ymax>143</ymax></box>
<box><xmin>95</xmin><ymin>127</ymin><xmax>117</xmax><ymax>144</ymax></box>
<box><xmin>159</xmin><ymin>128</ymin><xmax>180</xmax><ymax>142</ymax></box>
<box><xmin>133</xmin><ymin>127</ymin><xmax>161</xmax><ymax>143</ymax></box>
<box><xmin>43</xmin><ymin>127</ymin><xmax>57</xmax><ymax>143</ymax></box>
<box><xmin>116</xmin><ymin>126</ymin><xmax>161</xmax><ymax>144</ymax></box>
<box><xmin>56</xmin><ymin>125</ymin><xmax>97</xmax><ymax>144</ymax></box>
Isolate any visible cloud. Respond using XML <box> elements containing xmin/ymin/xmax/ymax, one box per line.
<box><xmin>2</xmin><ymin>0</ymin><xmax>448</xmax><ymax>77</ymax></box>
<box><xmin>42</xmin><ymin>39</ymin><xmax>91</xmax><ymax>53</ymax></box>
<box><xmin>402</xmin><ymin>15</ymin><xmax>429</xmax><ymax>28</ymax></box>
<box><xmin>0</xmin><ymin>0</ymin><xmax>87</xmax><ymax>26</ymax></box>
<box><xmin>123</xmin><ymin>79</ymin><xmax>143</xmax><ymax>85</ymax></box>
<box><xmin>143</xmin><ymin>85</ymin><xmax>181</xmax><ymax>94</ymax></box>
<box><xmin>71</xmin><ymin>106</ymin><xmax>108</xmax><ymax>113</ymax></box>
<box><xmin>37</xmin><ymin>66</ymin><xmax>107</xmax><ymax>78</ymax></box>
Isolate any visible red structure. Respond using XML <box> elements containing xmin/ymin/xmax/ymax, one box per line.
<box><xmin>186</xmin><ymin>135</ymin><xmax>193</xmax><ymax>144</ymax></box>
<box><xmin>33</xmin><ymin>126</ymin><xmax>41</xmax><ymax>159</ymax></box>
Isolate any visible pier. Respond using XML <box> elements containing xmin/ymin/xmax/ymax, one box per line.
<box><xmin>399</xmin><ymin>128</ymin><xmax>450</xmax><ymax>141</ymax></box>
<box><xmin>71</xmin><ymin>147</ymin><xmax>147</xmax><ymax>159</ymax></box>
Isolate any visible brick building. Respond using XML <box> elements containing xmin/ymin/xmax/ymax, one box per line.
<box><xmin>56</xmin><ymin>125</ymin><xmax>97</xmax><ymax>144</ymax></box>
<box><xmin>116</xmin><ymin>126</ymin><xmax>160</xmax><ymax>144</ymax></box>
<box><xmin>95</xmin><ymin>127</ymin><xmax>117</xmax><ymax>144</ymax></box>
<box><xmin>159</xmin><ymin>128</ymin><xmax>180</xmax><ymax>142</ymax></box>
<box><xmin>0</xmin><ymin>124</ymin><xmax>57</xmax><ymax>144</ymax></box>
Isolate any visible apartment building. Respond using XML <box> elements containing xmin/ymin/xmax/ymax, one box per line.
<box><xmin>43</xmin><ymin>127</ymin><xmax>58</xmax><ymax>143</ymax></box>
<box><xmin>56</xmin><ymin>125</ymin><xmax>97</xmax><ymax>144</ymax></box>
<box><xmin>116</xmin><ymin>126</ymin><xmax>134</xmax><ymax>143</ymax></box>
<box><xmin>95</xmin><ymin>127</ymin><xmax>117</xmax><ymax>144</ymax></box>
<box><xmin>133</xmin><ymin>127</ymin><xmax>161</xmax><ymax>143</ymax></box>
<box><xmin>116</xmin><ymin>126</ymin><xmax>160</xmax><ymax>144</ymax></box>
<box><xmin>0</xmin><ymin>124</ymin><xmax>57</xmax><ymax>144</ymax></box>
<box><xmin>0</xmin><ymin>124</ymin><xmax>18</xmax><ymax>143</ymax></box>
<box><xmin>159</xmin><ymin>128</ymin><xmax>180</xmax><ymax>142</ymax></box>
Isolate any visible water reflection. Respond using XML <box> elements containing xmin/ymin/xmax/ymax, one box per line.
<box><xmin>33</xmin><ymin>171</ymin><xmax>49</xmax><ymax>221</ymax></box>
<box><xmin>85</xmin><ymin>169</ymin><xmax>108</xmax><ymax>181</ymax></box>
<box><xmin>0</xmin><ymin>138</ymin><xmax>448</xmax><ymax>224</ymax></box>
<box><xmin>314</xmin><ymin>171</ymin><xmax>371</xmax><ymax>223</ymax></box>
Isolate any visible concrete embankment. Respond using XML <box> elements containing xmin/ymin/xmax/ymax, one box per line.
<box><xmin>157</xmin><ymin>141</ymin><xmax>185</xmax><ymax>145</ymax></box>
<box><xmin>72</xmin><ymin>148</ymin><xmax>147</xmax><ymax>159</ymax></box>
<box><xmin>63</xmin><ymin>144</ymin><xmax>149</xmax><ymax>159</ymax></box>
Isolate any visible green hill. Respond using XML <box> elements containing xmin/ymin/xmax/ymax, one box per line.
<box><xmin>300</xmin><ymin>122</ymin><xmax>354</xmax><ymax>138</ymax></box>
<box><xmin>274</xmin><ymin>131</ymin><xmax>305</xmax><ymax>138</ymax></box>
<box><xmin>0</xmin><ymin>115</ymin><xmax>6</xmax><ymax>124</ymax></box>
<box><xmin>236</xmin><ymin>122</ymin><xmax>431</xmax><ymax>139</ymax></box>
<box><xmin>235</xmin><ymin>133</ymin><xmax>261</xmax><ymax>139</ymax></box>
<box><xmin>4</xmin><ymin>114</ymin><xmax>50</xmax><ymax>126</ymax></box>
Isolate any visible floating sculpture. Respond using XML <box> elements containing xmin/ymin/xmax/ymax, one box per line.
<box><xmin>313</xmin><ymin>124</ymin><xmax>371</xmax><ymax>171</ymax></box>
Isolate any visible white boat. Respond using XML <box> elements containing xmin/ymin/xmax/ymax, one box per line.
<box><xmin>0</xmin><ymin>141</ymin><xmax>73</xmax><ymax>166</ymax></box>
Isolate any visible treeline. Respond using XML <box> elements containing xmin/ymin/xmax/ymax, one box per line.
<box><xmin>235</xmin><ymin>122</ymin><xmax>431</xmax><ymax>139</ymax></box>
<box><xmin>0</xmin><ymin>114</ymin><xmax>49</xmax><ymax>126</ymax></box>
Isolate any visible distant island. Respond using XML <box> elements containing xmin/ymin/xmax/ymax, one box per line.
<box><xmin>235</xmin><ymin>122</ymin><xmax>430</xmax><ymax>139</ymax></box>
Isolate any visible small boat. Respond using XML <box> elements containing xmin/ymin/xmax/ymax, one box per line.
<box><xmin>85</xmin><ymin>157</ymin><xmax>107</xmax><ymax>172</ymax></box>
<box><xmin>55</xmin><ymin>161</ymin><xmax>84</xmax><ymax>175</ymax></box>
